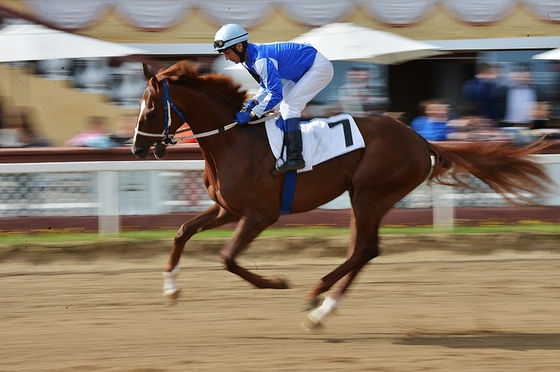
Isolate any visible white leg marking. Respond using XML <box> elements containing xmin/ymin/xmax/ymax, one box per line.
<box><xmin>162</xmin><ymin>266</ymin><xmax>180</xmax><ymax>298</ymax></box>
<box><xmin>301</xmin><ymin>296</ymin><xmax>339</xmax><ymax>331</ymax></box>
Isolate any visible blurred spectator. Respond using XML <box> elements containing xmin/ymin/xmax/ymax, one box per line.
<box><xmin>461</xmin><ymin>63</ymin><xmax>503</xmax><ymax>122</ymax></box>
<box><xmin>338</xmin><ymin>65</ymin><xmax>390</xmax><ymax>117</ymax></box>
<box><xmin>446</xmin><ymin>115</ymin><xmax>499</xmax><ymax>141</ymax></box>
<box><xmin>447</xmin><ymin>100</ymin><xmax>510</xmax><ymax>142</ymax></box>
<box><xmin>66</xmin><ymin>115</ymin><xmax>118</xmax><ymax>148</ymax></box>
<box><xmin>498</xmin><ymin>66</ymin><xmax>542</xmax><ymax>128</ymax></box>
<box><xmin>0</xmin><ymin>106</ymin><xmax>50</xmax><ymax>147</ymax></box>
<box><xmin>410</xmin><ymin>100</ymin><xmax>450</xmax><ymax>141</ymax></box>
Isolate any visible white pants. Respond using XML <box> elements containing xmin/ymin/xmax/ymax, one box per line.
<box><xmin>280</xmin><ymin>52</ymin><xmax>333</xmax><ymax>120</ymax></box>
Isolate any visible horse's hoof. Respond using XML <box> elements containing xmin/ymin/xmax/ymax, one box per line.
<box><xmin>163</xmin><ymin>289</ymin><xmax>181</xmax><ymax>305</ymax></box>
<box><xmin>278</xmin><ymin>277</ymin><xmax>291</xmax><ymax>289</ymax></box>
<box><xmin>300</xmin><ymin>317</ymin><xmax>323</xmax><ymax>332</ymax></box>
<box><xmin>271</xmin><ymin>277</ymin><xmax>290</xmax><ymax>289</ymax></box>
<box><xmin>301</xmin><ymin>298</ymin><xmax>321</xmax><ymax>312</ymax></box>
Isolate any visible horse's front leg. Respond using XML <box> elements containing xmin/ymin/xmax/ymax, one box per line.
<box><xmin>219</xmin><ymin>215</ymin><xmax>289</xmax><ymax>289</ymax></box>
<box><xmin>163</xmin><ymin>203</ymin><xmax>239</xmax><ymax>300</ymax></box>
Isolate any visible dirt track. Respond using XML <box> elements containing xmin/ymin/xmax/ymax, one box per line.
<box><xmin>1</xmin><ymin>234</ymin><xmax>559</xmax><ymax>371</ymax></box>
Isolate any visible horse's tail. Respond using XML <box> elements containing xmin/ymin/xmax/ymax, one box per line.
<box><xmin>426</xmin><ymin>139</ymin><xmax>554</xmax><ymax>203</ymax></box>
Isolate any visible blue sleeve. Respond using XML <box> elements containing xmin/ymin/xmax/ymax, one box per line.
<box><xmin>250</xmin><ymin>57</ymin><xmax>284</xmax><ymax>117</ymax></box>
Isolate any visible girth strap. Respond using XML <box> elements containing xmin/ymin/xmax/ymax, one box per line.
<box><xmin>279</xmin><ymin>170</ymin><xmax>297</xmax><ymax>216</ymax></box>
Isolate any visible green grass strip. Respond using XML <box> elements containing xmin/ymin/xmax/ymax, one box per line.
<box><xmin>1</xmin><ymin>224</ymin><xmax>560</xmax><ymax>245</ymax></box>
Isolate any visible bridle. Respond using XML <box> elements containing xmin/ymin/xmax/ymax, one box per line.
<box><xmin>135</xmin><ymin>78</ymin><xmax>276</xmax><ymax>146</ymax></box>
<box><xmin>134</xmin><ymin>79</ymin><xmax>204</xmax><ymax>145</ymax></box>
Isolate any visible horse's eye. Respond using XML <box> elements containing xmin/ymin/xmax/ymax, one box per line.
<box><xmin>146</xmin><ymin>111</ymin><xmax>156</xmax><ymax>121</ymax></box>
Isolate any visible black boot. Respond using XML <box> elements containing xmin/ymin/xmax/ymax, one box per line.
<box><xmin>273</xmin><ymin>129</ymin><xmax>305</xmax><ymax>174</ymax></box>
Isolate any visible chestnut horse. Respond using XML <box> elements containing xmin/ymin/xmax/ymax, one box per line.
<box><xmin>132</xmin><ymin>61</ymin><xmax>551</xmax><ymax>330</ymax></box>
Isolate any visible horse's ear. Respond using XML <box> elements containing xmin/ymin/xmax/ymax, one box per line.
<box><xmin>142</xmin><ymin>63</ymin><xmax>155</xmax><ymax>80</ymax></box>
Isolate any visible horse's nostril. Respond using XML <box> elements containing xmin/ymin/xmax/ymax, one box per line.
<box><xmin>132</xmin><ymin>146</ymin><xmax>148</xmax><ymax>158</ymax></box>
<box><xmin>154</xmin><ymin>143</ymin><xmax>167</xmax><ymax>159</ymax></box>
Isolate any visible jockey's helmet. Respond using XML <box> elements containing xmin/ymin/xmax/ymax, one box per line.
<box><xmin>214</xmin><ymin>24</ymin><xmax>249</xmax><ymax>53</ymax></box>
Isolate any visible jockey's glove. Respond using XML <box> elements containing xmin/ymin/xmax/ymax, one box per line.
<box><xmin>235</xmin><ymin>110</ymin><xmax>253</xmax><ymax>125</ymax></box>
<box><xmin>243</xmin><ymin>99</ymin><xmax>258</xmax><ymax>111</ymax></box>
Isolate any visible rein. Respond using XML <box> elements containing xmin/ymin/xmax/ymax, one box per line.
<box><xmin>135</xmin><ymin>79</ymin><xmax>279</xmax><ymax>145</ymax></box>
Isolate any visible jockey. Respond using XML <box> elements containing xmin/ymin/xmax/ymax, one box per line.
<box><xmin>214</xmin><ymin>23</ymin><xmax>334</xmax><ymax>174</ymax></box>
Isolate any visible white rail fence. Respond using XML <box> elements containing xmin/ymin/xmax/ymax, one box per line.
<box><xmin>1</xmin><ymin>156</ymin><xmax>560</xmax><ymax>235</ymax></box>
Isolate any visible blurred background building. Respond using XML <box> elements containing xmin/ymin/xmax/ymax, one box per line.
<box><xmin>1</xmin><ymin>0</ymin><xmax>560</xmax><ymax>146</ymax></box>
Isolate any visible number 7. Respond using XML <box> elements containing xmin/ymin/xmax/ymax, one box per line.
<box><xmin>328</xmin><ymin>119</ymin><xmax>354</xmax><ymax>147</ymax></box>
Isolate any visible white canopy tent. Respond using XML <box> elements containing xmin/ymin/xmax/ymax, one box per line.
<box><xmin>0</xmin><ymin>23</ymin><xmax>150</xmax><ymax>148</ymax></box>
<box><xmin>290</xmin><ymin>23</ymin><xmax>448</xmax><ymax>65</ymax></box>
<box><xmin>0</xmin><ymin>23</ymin><xmax>146</xmax><ymax>62</ymax></box>
<box><xmin>532</xmin><ymin>48</ymin><xmax>560</xmax><ymax>61</ymax></box>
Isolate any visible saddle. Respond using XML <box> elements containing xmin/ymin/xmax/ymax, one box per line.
<box><xmin>264</xmin><ymin>113</ymin><xmax>366</xmax><ymax>173</ymax></box>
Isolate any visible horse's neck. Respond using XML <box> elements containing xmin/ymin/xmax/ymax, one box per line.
<box><xmin>195</xmin><ymin>126</ymin><xmax>239</xmax><ymax>155</ymax></box>
<box><xmin>195</xmin><ymin>124</ymin><xmax>270</xmax><ymax>167</ymax></box>
<box><xmin>172</xmin><ymin>84</ymin><xmax>270</xmax><ymax>163</ymax></box>
<box><xmin>173</xmin><ymin>85</ymin><xmax>238</xmax><ymax>150</ymax></box>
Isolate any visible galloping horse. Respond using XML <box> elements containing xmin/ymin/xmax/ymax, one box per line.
<box><xmin>132</xmin><ymin>61</ymin><xmax>552</xmax><ymax>330</ymax></box>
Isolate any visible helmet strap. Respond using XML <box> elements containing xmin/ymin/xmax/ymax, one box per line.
<box><xmin>232</xmin><ymin>41</ymin><xmax>248</xmax><ymax>62</ymax></box>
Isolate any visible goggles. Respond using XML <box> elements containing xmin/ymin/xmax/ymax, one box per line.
<box><xmin>213</xmin><ymin>33</ymin><xmax>248</xmax><ymax>52</ymax></box>
<box><xmin>213</xmin><ymin>39</ymin><xmax>226</xmax><ymax>50</ymax></box>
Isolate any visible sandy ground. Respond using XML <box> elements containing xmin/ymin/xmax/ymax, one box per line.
<box><xmin>1</xmin><ymin>235</ymin><xmax>559</xmax><ymax>372</ymax></box>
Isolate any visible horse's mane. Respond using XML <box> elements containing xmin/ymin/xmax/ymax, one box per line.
<box><xmin>156</xmin><ymin>60</ymin><xmax>247</xmax><ymax>107</ymax></box>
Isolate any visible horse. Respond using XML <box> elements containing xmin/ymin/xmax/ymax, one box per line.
<box><xmin>132</xmin><ymin>60</ymin><xmax>552</xmax><ymax>330</ymax></box>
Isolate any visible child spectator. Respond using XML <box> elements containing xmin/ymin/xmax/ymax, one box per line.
<box><xmin>410</xmin><ymin>100</ymin><xmax>450</xmax><ymax>141</ymax></box>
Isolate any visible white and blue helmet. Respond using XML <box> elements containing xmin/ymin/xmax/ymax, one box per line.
<box><xmin>213</xmin><ymin>24</ymin><xmax>249</xmax><ymax>53</ymax></box>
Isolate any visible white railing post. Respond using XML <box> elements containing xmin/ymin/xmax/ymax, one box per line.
<box><xmin>539</xmin><ymin>160</ymin><xmax>560</xmax><ymax>206</ymax></box>
<box><xmin>97</xmin><ymin>171</ymin><xmax>120</xmax><ymax>235</ymax></box>
<box><xmin>432</xmin><ymin>183</ymin><xmax>454</xmax><ymax>232</ymax></box>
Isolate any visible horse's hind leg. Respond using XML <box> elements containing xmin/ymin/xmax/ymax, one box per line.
<box><xmin>163</xmin><ymin>203</ymin><xmax>239</xmax><ymax>300</ymax></box>
<box><xmin>302</xmin><ymin>212</ymin><xmax>358</xmax><ymax>310</ymax></box>
<box><xmin>325</xmin><ymin>213</ymin><xmax>372</xmax><ymax>303</ymax></box>
<box><xmin>302</xmin><ymin>181</ymin><xmax>410</xmax><ymax>330</ymax></box>
<box><xmin>302</xmin><ymin>238</ymin><xmax>380</xmax><ymax>330</ymax></box>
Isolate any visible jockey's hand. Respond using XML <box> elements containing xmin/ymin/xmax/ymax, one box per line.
<box><xmin>235</xmin><ymin>110</ymin><xmax>253</xmax><ymax>125</ymax></box>
<box><xmin>244</xmin><ymin>99</ymin><xmax>257</xmax><ymax>111</ymax></box>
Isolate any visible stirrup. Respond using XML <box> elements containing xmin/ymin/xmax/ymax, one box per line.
<box><xmin>272</xmin><ymin>161</ymin><xmax>305</xmax><ymax>175</ymax></box>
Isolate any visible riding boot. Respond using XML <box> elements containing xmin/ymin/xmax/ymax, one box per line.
<box><xmin>274</xmin><ymin>118</ymin><xmax>305</xmax><ymax>174</ymax></box>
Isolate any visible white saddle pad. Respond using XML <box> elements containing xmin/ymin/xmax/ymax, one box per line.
<box><xmin>265</xmin><ymin>113</ymin><xmax>365</xmax><ymax>173</ymax></box>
